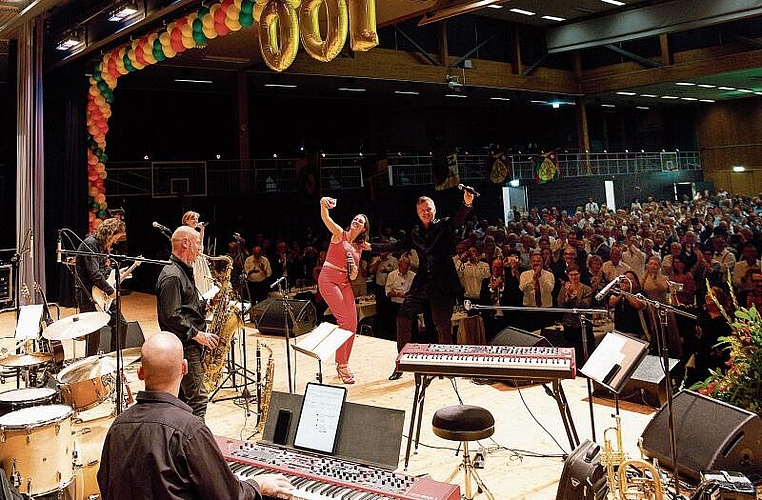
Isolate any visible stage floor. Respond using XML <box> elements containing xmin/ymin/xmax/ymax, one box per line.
<box><xmin>0</xmin><ymin>292</ymin><xmax>662</xmax><ymax>499</ymax></box>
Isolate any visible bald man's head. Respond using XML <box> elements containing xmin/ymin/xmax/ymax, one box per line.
<box><xmin>139</xmin><ymin>333</ymin><xmax>187</xmax><ymax>393</ymax></box>
<box><xmin>171</xmin><ymin>226</ymin><xmax>202</xmax><ymax>264</ymax></box>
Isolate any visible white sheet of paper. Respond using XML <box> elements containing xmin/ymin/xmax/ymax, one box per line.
<box><xmin>15</xmin><ymin>305</ymin><xmax>43</xmax><ymax>341</ymax></box>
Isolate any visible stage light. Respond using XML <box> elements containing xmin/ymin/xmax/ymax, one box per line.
<box><xmin>56</xmin><ymin>30</ymin><xmax>84</xmax><ymax>51</ymax></box>
<box><xmin>108</xmin><ymin>1</ymin><xmax>139</xmax><ymax>22</ymax></box>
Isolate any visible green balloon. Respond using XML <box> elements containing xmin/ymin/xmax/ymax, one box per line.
<box><xmin>97</xmin><ymin>210</ymin><xmax>107</xmax><ymax>218</ymax></box>
<box><xmin>240</xmin><ymin>1</ymin><xmax>254</xmax><ymax>15</ymax></box>
<box><xmin>193</xmin><ymin>31</ymin><xmax>207</xmax><ymax>45</ymax></box>
<box><xmin>97</xmin><ymin>80</ymin><xmax>108</xmax><ymax>92</ymax></box>
<box><xmin>91</xmin><ymin>202</ymin><xmax>99</xmax><ymax>210</ymax></box>
<box><xmin>94</xmin><ymin>148</ymin><xmax>103</xmax><ymax>156</ymax></box>
<box><xmin>197</xmin><ymin>6</ymin><xmax>210</xmax><ymax>18</ymax></box>
<box><xmin>239</xmin><ymin>12</ymin><xmax>254</xmax><ymax>27</ymax></box>
<box><xmin>104</xmin><ymin>93</ymin><xmax>114</xmax><ymax>104</ymax></box>
<box><xmin>93</xmin><ymin>70</ymin><xmax>103</xmax><ymax>82</ymax></box>
<box><xmin>99</xmin><ymin>153</ymin><xmax>108</xmax><ymax>162</ymax></box>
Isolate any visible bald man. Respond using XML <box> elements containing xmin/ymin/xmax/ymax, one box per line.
<box><xmin>98</xmin><ymin>334</ymin><xmax>294</xmax><ymax>499</ymax></box>
<box><xmin>156</xmin><ymin>225</ymin><xmax>219</xmax><ymax>419</ymax></box>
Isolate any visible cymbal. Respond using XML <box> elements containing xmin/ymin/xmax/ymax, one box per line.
<box><xmin>42</xmin><ymin>312</ymin><xmax>111</xmax><ymax>341</ymax></box>
<box><xmin>0</xmin><ymin>352</ymin><xmax>54</xmax><ymax>367</ymax></box>
<box><xmin>101</xmin><ymin>347</ymin><xmax>142</xmax><ymax>367</ymax></box>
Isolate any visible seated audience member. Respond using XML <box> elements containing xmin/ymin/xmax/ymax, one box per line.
<box><xmin>98</xmin><ymin>333</ymin><xmax>294</xmax><ymax>500</ymax></box>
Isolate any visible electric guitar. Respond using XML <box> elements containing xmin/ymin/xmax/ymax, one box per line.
<box><xmin>92</xmin><ymin>258</ymin><xmax>142</xmax><ymax>311</ymax></box>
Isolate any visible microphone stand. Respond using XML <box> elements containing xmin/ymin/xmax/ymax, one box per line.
<box><xmin>465</xmin><ymin>301</ymin><xmax>607</xmax><ymax>442</ymax></box>
<box><xmin>61</xmin><ymin>246</ymin><xmax>170</xmax><ymax>414</ymax></box>
<box><xmin>615</xmin><ymin>289</ymin><xmax>696</xmax><ymax>498</ymax></box>
<box><xmin>272</xmin><ymin>277</ymin><xmax>297</xmax><ymax>393</ymax></box>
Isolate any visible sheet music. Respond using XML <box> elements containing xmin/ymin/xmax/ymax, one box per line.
<box><xmin>581</xmin><ymin>331</ymin><xmax>648</xmax><ymax>393</ymax></box>
<box><xmin>15</xmin><ymin>305</ymin><xmax>44</xmax><ymax>341</ymax></box>
<box><xmin>202</xmin><ymin>285</ymin><xmax>220</xmax><ymax>301</ymax></box>
<box><xmin>293</xmin><ymin>323</ymin><xmax>354</xmax><ymax>361</ymax></box>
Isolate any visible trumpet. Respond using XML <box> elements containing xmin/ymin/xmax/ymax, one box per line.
<box><xmin>600</xmin><ymin>414</ymin><xmax>664</xmax><ymax>500</ymax></box>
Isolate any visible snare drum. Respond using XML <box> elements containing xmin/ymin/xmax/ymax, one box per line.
<box><xmin>57</xmin><ymin>358</ymin><xmax>116</xmax><ymax>411</ymax></box>
<box><xmin>0</xmin><ymin>404</ymin><xmax>75</xmax><ymax>496</ymax></box>
<box><xmin>0</xmin><ymin>387</ymin><xmax>59</xmax><ymax>416</ymax></box>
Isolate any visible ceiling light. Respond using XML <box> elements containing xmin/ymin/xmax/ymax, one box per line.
<box><xmin>530</xmin><ymin>100</ymin><xmax>547</xmax><ymax>104</ymax></box>
<box><xmin>174</xmin><ymin>79</ymin><xmax>213</xmax><ymax>84</ymax></box>
<box><xmin>675</xmin><ymin>82</ymin><xmax>695</xmax><ymax>86</ymax></box>
<box><xmin>394</xmin><ymin>90</ymin><xmax>419</xmax><ymax>95</ymax></box>
<box><xmin>755</xmin><ymin>92</ymin><xmax>762</xmax><ymax>96</ymax></box>
<box><xmin>697</xmin><ymin>84</ymin><xmax>716</xmax><ymax>88</ymax></box>
<box><xmin>737</xmin><ymin>89</ymin><xmax>753</xmax><ymax>93</ymax></box>
<box><xmin>108</xmin><ymin>1</ymin><xmax>139</xmax><ymax>22</ymax></box>
<box><xmin>661</xmin><ymin>95</ymin><xmax>679</xmax><ymax>99</ymax></box>
<box><xmin>55</xmin><ymin>30</ymin><xmax>84</xmax><ymax>51</ymax></box>
<box><xmin>445</xmin><ymin>94</ymin><xmax>467</xmax><ymax>98</ymax></box>
<box><xmin>510</xmin><ymin>8</ymin><xmax>535</xmax><ymax>15</ymax></box>
<box><xmin>601</xmin><ymin>104</ymin><xmax>616</xmax><ymax>107</ymax></box>
<box><xmin>542</xmin><ymin>15</ymin><xmax>566</xmax><ymax>21</ymax></box>
<box><xmin>490</xmin><ymin>97</ymin><xmax>511</xmax><ymax>101</ymax></box>
<box><xmin>640</xmin><ymin>94</ymin><xmax>657</xmax><ymax>98</ymax></box>
<box><xmin>733</xmin><ymin>166</ymin><xmax>746</xmax><ymax>172</ymax></box>
<box><xmin>419</xmin><ymin>0</ymin><xmax>504</xmax><ymax>25</ymax></box>
<box><xmin>616</xmin><ymin>91</ymin><xmax>636</xmax><ymax>96</ymax></box>
<box><xmin>699</xmin><ymin>99</ymin><xmax>716</xmax><ymax>103</ymax></box>
<box><xmin>600</xmin><ymin>0</ymin><xmax>625</xmax><ymax>5</ymax></box>
<box><xmin>338</xmin><ymin>87</ymin><xmax>366</xmax><ymax>92</ymax></box>
<box><xmin>718</xmin><ymin>86</ymin><xmax>736</xmax><ymax>91</ymax></box>
<box><xmin>487</xmin><ymin>4</ymin><xmax>503</xmax><ymax>8</ymax></box>
<box><xmin>264</xmin><ymin>83</ymin><xmax>297</xmax><ymax>88</ymax></box>
<box><xmin>636</xmin><ymin>106</ymin><xmax>650</xmax><ymax>110</ymax></box>
<box><xmin>680</xmin><ymin>97</ymin><xmax>698</xmax><ymax>101</ymax></box>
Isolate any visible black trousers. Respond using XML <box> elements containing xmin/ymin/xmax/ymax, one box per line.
<box><xmin>395</xmin><ymin>285</ymin><xmax>455</xmax><ymax>352</ymax></box>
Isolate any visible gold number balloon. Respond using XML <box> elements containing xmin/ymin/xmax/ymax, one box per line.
<box><xmin>299</xmin><ymin>0</ymin><xmax>348</xmax><ymax>62</ymax></box>
<box><xmin>259</xmin><ymin>0</ymin><xmax>300</xmax><ymax>72</ymax></box>
<box><xmin>347</xmin><ymin>0</ymin><xmax>378</xmax><ymax>52</ymax></box>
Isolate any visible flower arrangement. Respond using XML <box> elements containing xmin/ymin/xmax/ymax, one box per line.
<box><xmin>692</xmin><ymin>283</ymin><xmax>762</xmax><ymax>417</ymax></box>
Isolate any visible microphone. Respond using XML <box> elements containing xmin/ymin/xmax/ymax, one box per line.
<box><xmin>346</xmin><ymin>252</ymin><xmax>354</xmax><ymax>277</ymax></box>
<box><xmin>152</xmin><ymin>221</ymin><xmax>171</xmax><ymax>234</ymax></box>
<box><xmin>197</xmin><ymin>221</ymin><xmax>210</xmax><ymax>227</ymax></box>
<box><xmin>29</xmin><ymin>232</ymin><xmax>33</xmax><ymax>261</ymax></box>
<box><xmin>457</xmin><ymin>184</ymin><xmax>480</xmax><ymax>197</ymax></box>
<box><xmin>595</xmin><ymin>275</ymin><xmax>624</xmax><ymax>302</ymax></box>
<box><xmin>233</xmin><ymin>232</ymin><xmax>242</xmax><ymax>240</ymax></box>
<box><xmin>56</xmin><ymin>230</ymin><xmax>62</xmax><ymax>264</ymax></box>
<box><xmin>270</xmin><ymin>276</ymin><xmax>287</xmax><ymax>289</ymax></box>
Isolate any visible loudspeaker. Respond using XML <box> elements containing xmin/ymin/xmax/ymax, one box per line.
<box><xmin>98</xmin><ymin>321</ymin><xmax>145</xmax><ymax>353</ymax></box>
<box><xmin>491</xmin><ymin>326</ymin><xmax>552</xmax><ymax>347</ymax></box>
<box><xmin>641</xmin><ymin>390</ymin><xmax>762</xmax><ymax>481</ymax></box>
<box><xmin>252</xmin><ymin>298</ymin><xmax>317</xmax><ymax>337</ymax></box>
<box><xmin>593</xmin><ymin>355</ymin><xmax>680</xmax><ymax>407</ymax></box>
<box><xmin>555</xmin><ymin>439</ymin><xmax>608</xmax><ymax>500</ymax></box>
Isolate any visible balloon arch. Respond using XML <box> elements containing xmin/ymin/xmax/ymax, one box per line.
<box><xmin>85</xmin><ymin>0</ymin><xmax>378</xmax><ymax>231</ymax></box>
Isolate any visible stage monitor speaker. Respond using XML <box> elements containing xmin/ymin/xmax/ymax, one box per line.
<box><xmin>641</xmin><ymin>390</ymin><xmax>762</xmax><ymax>481</ymax></box>
<box><xmin>98</xmin><ymin>321</ymin><xmax>145</xmax><ymax>353</ymax></box>
<box><xmin>593</xmin><ymin>355</ymin><xmax>680</xmax><ymax>407</ymax></box>
<box><xmin>252</xmin><ymin>298</ymin><xmax>317</xmax><ymax>337</ymax></box>
<box><xmin>491</xmin><ymin>326</ymin><xmax>552</xmax><ymax>347</ymax></box>
<box><xmin>555</xmin><ymin>439</ymin><xmax>608</xmax><ymax>500</ymax></box>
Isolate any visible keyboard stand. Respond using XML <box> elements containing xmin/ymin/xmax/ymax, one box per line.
<box><xmin>403</xmin><ymin>373</ymin><xmax>580</xmax><ymax>469</ymax></box>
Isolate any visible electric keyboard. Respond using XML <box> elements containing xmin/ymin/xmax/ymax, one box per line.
<box><xmin>216</xmin><ymin>436</ymin><xmax>461</xmax><ymax>500</ymax></box>
<box><xmin>396</xmin><ymin>343</ymin><xmax>576</xmax><ymax>380</ymax></box>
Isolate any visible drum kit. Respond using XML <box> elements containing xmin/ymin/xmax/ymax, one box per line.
<box><xmin>0</xmin><ymin>311</ymin><xmax>142</xmax><ymax>499</ymax></box>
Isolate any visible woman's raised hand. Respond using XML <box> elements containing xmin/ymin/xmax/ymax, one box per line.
<box><xmin>320</xmin><ymin>197</ymin><xmax>337</xmax><ymax>209</ymax></box>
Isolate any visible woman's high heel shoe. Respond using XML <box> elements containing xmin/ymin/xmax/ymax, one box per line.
<box><xmin>337</xmin><ymin>364</ymin><xmax>355</xmax><ymax>384</ymax></box>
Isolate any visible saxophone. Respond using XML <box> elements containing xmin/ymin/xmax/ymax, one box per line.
<box><xmin>202</xmin><ymin>254</ymin><xmax>242</xmax><ymax>393</ymax></box>
<box><xmin>253</xmin><ymin>341</ymin><xmax>274</xmax><ymax>438</ymax></box>
<box><xmin>600</xmin><ymin>414</ymin><xmax>665</xmax><ymax>500</ymax></box>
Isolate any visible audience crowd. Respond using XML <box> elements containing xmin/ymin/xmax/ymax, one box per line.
<box><xmin>226</xmin><ymin>190</ymin><xmax>762</xmax><ymax>391</ymax></box>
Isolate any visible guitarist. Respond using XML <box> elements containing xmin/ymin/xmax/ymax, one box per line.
<box><xmin>75</xmin><ymin>217</ymin><xmax>129</xmax><ymax>356</ymax></box>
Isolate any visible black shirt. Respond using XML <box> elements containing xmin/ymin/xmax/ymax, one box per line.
<box><xmin>97</xmin><ymin>391</ymin><xmax>261</xmax><ymax>500</ymax></box>
<box><xmin>75</xmin><ymin>234</ymin><xmax>113</xmax><ymax>296</ymax></box>
<box><xmin>156</xmin><ymin>255</ymin><xmax>207</xmax><ymax>345</ymax></box>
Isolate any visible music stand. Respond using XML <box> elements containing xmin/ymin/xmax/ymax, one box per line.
<box><xmin>580</xmin><ymin>331</ymin><xmax>649</xmax><ymax>415</ymax></box>
<box><xmin>292</xmin><ymin>323</ymin><xmax>354</xmax><ymax>385</ymax></box>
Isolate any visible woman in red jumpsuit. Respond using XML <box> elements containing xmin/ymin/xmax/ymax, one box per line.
<box><xmin>318</xmin><ymin>197</ymin><xmax>370</xmax><ymax>384</ymax></box>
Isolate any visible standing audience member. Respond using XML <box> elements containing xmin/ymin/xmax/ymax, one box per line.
<box><xmin>244</xmin><ymin>246</ymin><xmax>272</xmax><ymax>306</ymax></box>
<box><xmin>316</xmin><ymin>197</ymin><xmax>370</xmax><ymax>385</ymax></box>
<box><xmin>556</xmin><ymin>263</ymin><xmax>593</xmax><ymax>365</ymax></box>
<box><xmin>602</xmin><ymin>245</ymin><xmax>631</xmax><ymax>281</ymax></box>
<box><xmin>459</xmin><ymin>246</ymin><xmax>490</xmax><ymax>302</ymax></box>
<box><xmin>519</xmin><ymin>251</ymin><xmax>556</xmax><ymax>329</ymax></box>
<box><xmin>156</xmin><ymin>226</ymin><xmax>219</xmax><ymax>419</ymax></box>
<box><xmin>98</xmin><ymin>333</ymin><xmax>294</xmax><ymax>500</ymax></box>
<box><xmin>385</xmin><ymin>256</ymin><xmax>416</xmax><ymax>326</ymax></box>
<box><xmin>732</xmin><ymin>243</ymin><xmax>760</xmax><ymax>291</ymax></box>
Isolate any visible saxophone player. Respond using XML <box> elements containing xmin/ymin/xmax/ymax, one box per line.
<box><xmin>156</xmin><ymin>225</ymin><xmax>220</xmax><ymax>420</ymax></box>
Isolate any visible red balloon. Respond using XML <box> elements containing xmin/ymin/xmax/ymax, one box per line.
<box><xmin>215</xmin><ymin>22</ymin><xmax>230</xmax><ymax>36</ymax></box>
<box><xmin>170</xmin><ymin>29</ymin><xmax>185</xmax><ymax>53</ymax></box>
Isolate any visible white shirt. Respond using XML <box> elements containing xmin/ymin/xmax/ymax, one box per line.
<box><xmin>519</xmin><ymin>268</ymin><xmax>555</xmax><ymax>307</ymax></box>
<box><xmin>386</xmin><ymin>269</ymin><xmax>416</xmax><ymax>304</ymax></box>
<box><xmin>460</xmin><ymin>261</ymin><xmax>490</xmax><ymax>299</ymax></box>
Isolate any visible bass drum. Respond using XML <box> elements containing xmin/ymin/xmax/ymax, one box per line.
<box><xmin>0</xmin><ymin>404</ymin><xmax>75</xmax><ymax>496</ymax></box>
<box><xmin>0</xmin><ymin>387</ymin><xmax>58</xmax><ymax>416</ymax></box>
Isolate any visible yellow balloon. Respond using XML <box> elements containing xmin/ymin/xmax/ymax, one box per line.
<box><xmin>253</xmin><ymin>2</ymin><xmax>265</xmax><ymax>21</ymax></box>
<box><xmin>202</xmin><ymin>11</ymin><xmax>215</xmax><ymax>29</ymax></box>
<box><xmin>181</xmin><ymin>23</ymin><xmax>193</xmax><ymax>38</ymax></box>
<box><xmin>88</xmin><ymin>85</ymin><xmax>100</xmax><ymax>97</ymax></box>
<box><xmin>225</xmin><ymin>14</ymin><xmax>243</xmax><ymax>31</ymax></box>
<box><xmin>226</xmin><ymin>3</ymin><xmax>241</xmax><ymax>19</ymax></box>
<box><xmin>163</xmin><ymin>45</ymin><xmax>177</xmax><ymax>58</ymax></box>
<box><xmin>159</xmin><ymin>32</ymin><xmax>172</xmax><ymax>46</ymax></box>
<box><xmin>182</xmin><ymin>34</ymin><xmax>195</xmax><ymax>49</ymax></box>
<box><xmin>299</xmin><ymin>0</ymin><xmax>347</xmax><ymax>62</ymax></box>
<box><xmin>259</xmin><ymin>0</ymin><xmax>300</xmax><ymax>72</ymax></box>
<box><xmin>203</xmin><ymin>23</ymin><xmax>218</xmax><ymax>39</ymax></box>
<box><xmin>234</xmin><ymin>0</ymin><xmax>243</xmax><ymax>7</ymax></box>
<box><xmin>347</xmin><ymin>0</ymin><xmax>378</xmax><ymax>52</ymax></box>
